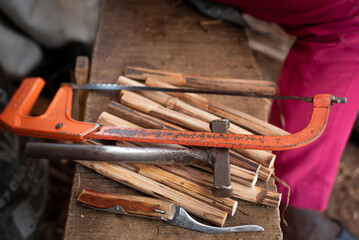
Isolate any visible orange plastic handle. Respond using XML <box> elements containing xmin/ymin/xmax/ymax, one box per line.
<box><xmin>0</xmin><ymin>78</ymin><xmax>99</xmax><ymax>142</ymax></box>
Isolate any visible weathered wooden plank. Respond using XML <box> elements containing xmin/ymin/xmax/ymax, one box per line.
<box><xmin>63</xmin><ymin>0</ymin><xmax>282</xmax><ymax>239</ymax></box>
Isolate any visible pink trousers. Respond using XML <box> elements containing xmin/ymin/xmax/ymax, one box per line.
<box><xmin>216</xmin><ymin>0</ymin><xmax>359</xmax><ymax>211</ymax></box>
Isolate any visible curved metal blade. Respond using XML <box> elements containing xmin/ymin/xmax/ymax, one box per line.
<box><xmin>165</xmin><ymin>206</ymin><xmax>264</xmax><ymax>234</ymax></box>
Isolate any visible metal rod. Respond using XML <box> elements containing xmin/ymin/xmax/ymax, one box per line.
<box><xmin>25</xmin><ymin>142</ymin><xmax>211</xmax><ymax>165</ymax></box>
<box><xmin>70</xmin><ymin>84</ymin><xmax>347</xmax><ymax>104</ymax></box>
<box><xmin>70</xmin><ymin>84</ymin><xmax>311</xmax><ymax>101</ymax></box>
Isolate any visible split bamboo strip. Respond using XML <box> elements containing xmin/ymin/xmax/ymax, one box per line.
<box><xmin>97</xmin><ymin>112</ymin><xmax>141</xmax><ymax>128</ymax></box>
<box><xmin>208</xmin><ymin>102</ymin><xmax>289</xmax><ymax>136</ymax></box>
<box><xmin>230</xmin><ymin>150</ymin><xmax>272</xmax><ymax>182</ymax></box>
<box><xmin>125</xmin><ymin>66</ymin><xmax>276</xmax><ymax>95</ymax></box>
<box><xmin>258</xmin><ymin>166</ymin><xmax>274</xmax><ymax>182</ymax></box>
<box><xmin>232</xmin><ymin>181</ymin><xmax>281</xmax><ymax>208</ymax></box>
<box><xmin>159</xmin><ymin>165</ymin><xmax>281</xmax><ymax>208</ymax></box>
<box><xmin>107</xmin><ymin>101</ymin><xmax>186</xmax><ymax>131</ymax></box>
<box><xmin>125</xmin><ymin>66</ymin><xmax>185</xmax><ymax>83</ymax></box>
<box><xmin>131</xmin><ymin>164</ymin><xmax>238</xmax><ymax>216</ymax></box>
<box><xmin>231</xmin><ymin>165</ymin><xmax>258</xmax><ymax>188</ymax></box>
<box><xmin>229</xmin><ymin>150</ymin><xmax>260</xmax><ymax>172</ymax></box>
<box><xmin>195</xmin><ymin>164</ymin><xmax>257</xmax><ymax>188</ymax></box>
<box><xmin>145</xmin><ymin>77</ymin><xmax>288</xmax><ymax>136</ymax></box>
<box><xmin>78</xmin><ymin>160</ymin><xmax>228</xmax><ymax>226</ymax></box>
<box><xmin>119</xmin><ymin>90</ymin><xmax>210</xmax><ymax>132</ymax></box>
<box><xmin>159</xmin><ymin>165</ymin><xmax>215</xmax><ymax>186</ymax></box>
<box><xmin>101</xmin><ymin>111</ymin><xmax>258</xmax><ymax>187</ymax></box>
<box><xmin>119</xmin><ymin>89</ymin><xmax>275</xmax><ymax>168</ymax></box>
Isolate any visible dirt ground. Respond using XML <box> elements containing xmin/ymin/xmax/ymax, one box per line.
<box><xmin>327</xmin><ymin>140</ymin><xmax>359</xmax><ymax>237</ymax></box>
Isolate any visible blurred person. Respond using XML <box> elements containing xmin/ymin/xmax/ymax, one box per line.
<box><xmin>207</xmin><ymin>0</ymin><xmax>359</xmax><ymax>239</ymax></box>
<box><xmin>0</xmin><ymin>1</ymin><xmax>99</xmax><ymax>239</ymax></box>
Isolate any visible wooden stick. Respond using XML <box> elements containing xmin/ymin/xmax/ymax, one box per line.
<box><xmin>97</xmin><ymin>112</ymin><xmax>142</xmax><ymax>128</ymax></box>
<box><xmin>101</xmin><ymin>111</ymin><xmax>258</xmax><ymax>187</ymax></box>
<box><xmin>208</xmin><ymin>102</ymin><xmax>289</xmax><ymax>136</ymax></box>
<box><xmin>119</xmin><ymin>90</ymin><xmax>210</xmax><ymax>132</ymax></box>
<box><xmin>125</xmin><ymin>66</ymin><xmax>276</xmax><ymax>95</ymax></box>
<box><xmin>78</xmin><ymin>160</ymin><xmax>228</xmax><ymax>226</ymax></box>
<box><xmin>107</xmin><ymin>101</ymin><xmax>186</xmax><ymax>131</ymax></box>
<box><xmin>73</xmin><ymin>56</ymin><xmax>89</xmax><ymax>121</ymax></box>
<box><xmin>118</xmin><ymin>76</ymin><xmax>176</xmax><ymax>109</ymax></box>
<box><xmin>126</xmin><ymin>66</ymin><xmax>185</xmax><ymax>83</ymax></box>
<box><xmin>159</xmin><ymin>165</ymin><xmax>281</xmax><ymax>208</ymax></box>
<box><xmin>131</xmin><ymin>164</ymin><xmax>238</xmax><ymax>216</ymax></box>
<box><xmin>198</xmin><ymin>164</ymin><xmax>258</xmax><ymax>188</ymax></box>
<box><xmin>230</xmin><ymin>165</ymin><xmax>258</xmax><ymax>188</ymax></box>
<box><xmin>232</xmin><ymin>181</ymin><xmax>281</xmax><ymax>208</ymax></box>
<box><xmin>145</xmin><ymin>77</ymin><xmax>288</xmax><ymax>136</ymax></box>
<box><xmin>258</xmin><ymin>165</ymin><xmax>274</xmax><ymax>182</ymax></box>
<box><xmin>229</xmin><ymin>151</ymin><xmax>272</xmax><ymax>182</ymax></box>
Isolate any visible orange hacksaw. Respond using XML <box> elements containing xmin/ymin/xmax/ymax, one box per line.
<box><xmin>0</xmin><ymin>77</ymin><xmax>346</xmax><ymax>151</ymax></box>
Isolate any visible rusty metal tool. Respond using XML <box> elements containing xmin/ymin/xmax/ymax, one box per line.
<box><xmin>25</xmin><ymin>119</ymin><xmax>233</xmax><ymax>197</ymax></box>
<box><xmin>73</xmin><ymin>82</ymin><xmax>348</xmax><ymax>103</ymax></box>
<box><xmin>25</xmin><ymin>143</ymin><xmax>217</xmax><ymax>165</ymax></box>
<box><xmin>0</xmin><ymin>77</ymin><xmax>347</xmax><ymax>149</ymax></box>
<box><xmin>70</xmin><ymin>82</ymin><xmax>324</xmax><ymax>101</ymax></box>
<box><xmin>77</xmin><ymin>188</ymin><xmax>264</xmax><ymax>233</ymax></box>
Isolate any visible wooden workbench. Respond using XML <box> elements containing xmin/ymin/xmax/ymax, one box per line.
<box><xmin>63</xmin><ymin>0</ymin><xmax>282</xmax><ymax>239</ymax></box>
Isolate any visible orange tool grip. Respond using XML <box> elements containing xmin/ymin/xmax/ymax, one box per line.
<box><xmin>0</xmin><ymin>78</ymin><xmax>99</xmax><ymax>142</ymax></box>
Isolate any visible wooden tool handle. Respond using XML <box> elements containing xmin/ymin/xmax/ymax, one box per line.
<box><xmin>78</xmin><ymin>189</ymin><xmax>176</xmax><ymax>220</ymax></box>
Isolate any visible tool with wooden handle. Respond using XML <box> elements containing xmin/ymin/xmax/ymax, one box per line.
<box><xmin>0</xmin><ymin>77</ymin><xmax>346</xmax><ymax>150</ymax></box>
<box><xmin>77</xmin><ymin>189</ymin><xmax>264</xmax><ymax>233</ymax></box>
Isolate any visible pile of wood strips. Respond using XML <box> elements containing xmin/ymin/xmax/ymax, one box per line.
<box><xmin>77</xmin><ymin>66</ymin><xmax>288</xmax><ymax>226</ymax></box>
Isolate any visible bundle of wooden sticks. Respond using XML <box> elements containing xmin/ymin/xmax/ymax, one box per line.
<box><xmin>77</xmin><ymin>66</ymin><xmax>289</xmax><ymax>227</ymax></box>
